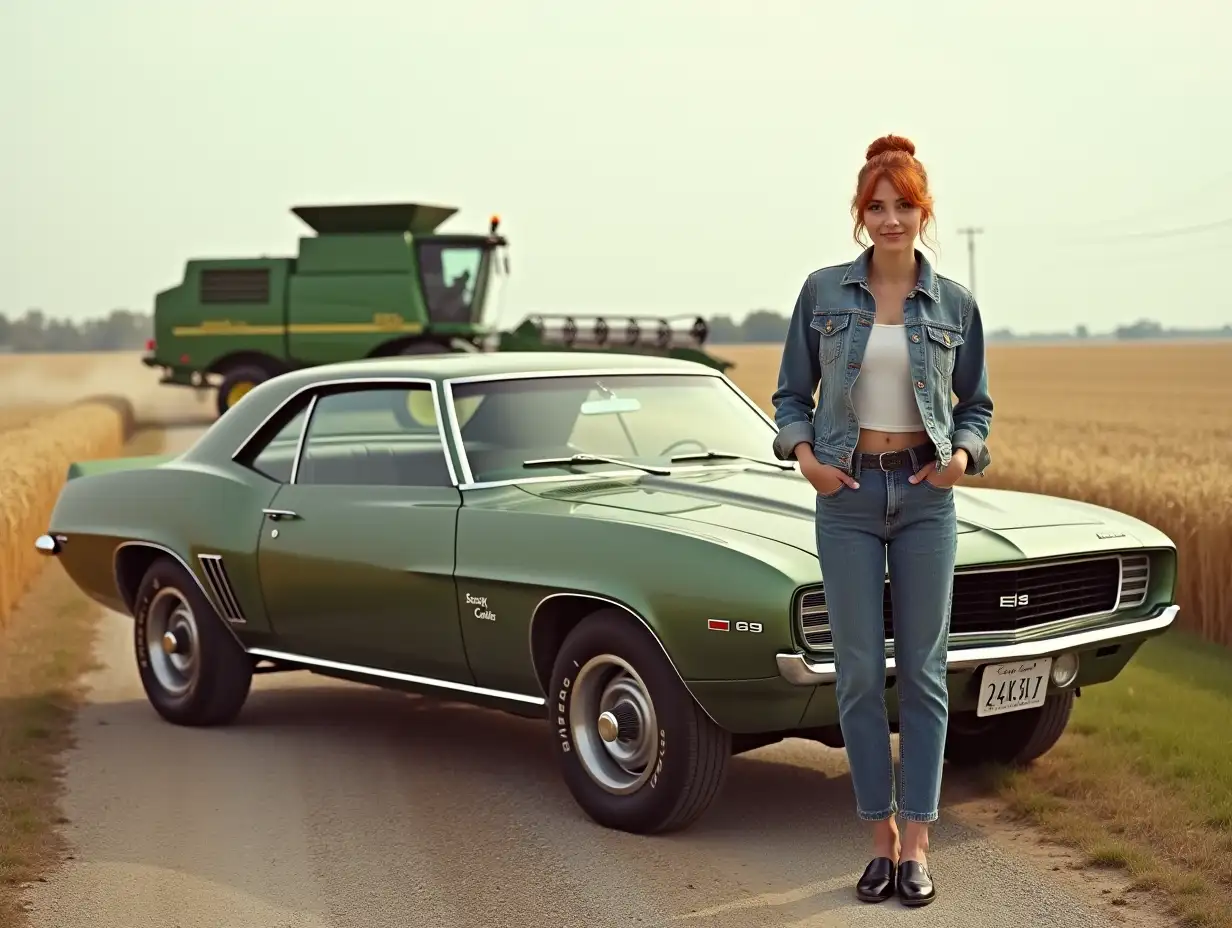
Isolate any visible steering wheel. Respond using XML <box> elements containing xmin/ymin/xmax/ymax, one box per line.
<box><xmin>656</xmin><ymin>438</ymin><xmax>708</xmax><ymax>458</ymax></box>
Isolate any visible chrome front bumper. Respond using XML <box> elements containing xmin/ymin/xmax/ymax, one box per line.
<box><xmin>776</xmin><ymin>604</ymin><xmax>1180</xmax><ymax>686</ymax></box>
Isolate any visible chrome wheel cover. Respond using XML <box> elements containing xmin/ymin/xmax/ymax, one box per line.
<box><xmin>145</xmin><ymin>587</ymin><xmax>201</xmax><ymax>697</ymax></box>
<box><xmin>568</xmin><ymin>654</ymin><xmax>659</xmax><ymax>795</ymax></box>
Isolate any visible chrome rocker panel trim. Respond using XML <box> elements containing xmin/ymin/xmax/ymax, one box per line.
<box><xmin>775</xmin><ymin>604</ymin><xmax>1179</xmax><ymax>686</ymax></box>
<box><xmin>245</xmin><ymin>647</ymin><xmax>547</xmax><ymax>707</ymax></box>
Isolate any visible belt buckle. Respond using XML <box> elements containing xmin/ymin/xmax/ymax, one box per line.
<box><xmin>877</xmin><ymin>450</ymin><xmax>899</xmax><ymax>471</ymax></box>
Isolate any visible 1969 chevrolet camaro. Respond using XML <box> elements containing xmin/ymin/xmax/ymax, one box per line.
<box><xmin>36</xmin><ymin>351</ymin><xmax>1179</xmax><ymax>834</ymax></box>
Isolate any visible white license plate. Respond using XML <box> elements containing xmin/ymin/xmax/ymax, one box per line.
<box><xmin>976</xmin><ymin>658</ymin><xmax>1052</xmax><ymax>718</ymax></box>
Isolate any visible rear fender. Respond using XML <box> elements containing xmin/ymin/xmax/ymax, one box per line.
<box><xmin>112</xmin><ymin>540</ymin><xmax>248</xmax><ymax>649</ymax></box>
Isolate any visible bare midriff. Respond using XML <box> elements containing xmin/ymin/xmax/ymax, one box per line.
<box><xmin>855</xmin><ymin>426</ymin><xmax>930</xmax><ymax>454</ymax></box>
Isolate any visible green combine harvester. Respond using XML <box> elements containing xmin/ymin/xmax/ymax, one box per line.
<box><xmin>142</xmin><ymin>202</ymin><xmax>731</xmax><ymax>417</ymax></box>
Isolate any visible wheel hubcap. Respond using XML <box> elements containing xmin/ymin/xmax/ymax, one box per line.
<box><xmin>568</xmin><ymin>654</ymin><xmax>658</xmax><ymax>795</ymax></box>
<box><xmin>145</xmin><ymin>588</ymin><xmax>200</xmax><ymax>697</ymax></box>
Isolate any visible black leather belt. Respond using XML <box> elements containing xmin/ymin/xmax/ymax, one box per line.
<box><xmin>855</xmin><ymin>442</ymin><xmax>936</xmax><ymax>472</ymax></box>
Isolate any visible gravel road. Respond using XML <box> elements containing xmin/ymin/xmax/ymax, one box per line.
<box><xmin>23</xmin><ymin>423</ymin><xmax>1155</xmax><ymax>928</ymax></box>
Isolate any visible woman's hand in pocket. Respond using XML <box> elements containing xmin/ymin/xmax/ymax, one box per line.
<box><xmin>800</xmin><ymin>454</ymin><xmax>859</xmax><ymax>496</ymax></box>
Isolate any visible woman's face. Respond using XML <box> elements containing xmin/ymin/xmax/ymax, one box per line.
<box><xmin>862</xmin><ymin>176</ymin><xmax>920</xmax><ymax>253</ymax></box>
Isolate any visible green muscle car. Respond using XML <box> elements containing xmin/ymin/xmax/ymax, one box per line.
<box><xmin>36</xmin><ymin>351</ymin><xmax>1179</xmax><ymax>834</ymax></box>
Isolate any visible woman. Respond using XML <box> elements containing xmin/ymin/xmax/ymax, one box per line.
<box><xmin>770</xmin><ymin>135</ymin><xmax>994</xmax><ymax>907</ymax></box>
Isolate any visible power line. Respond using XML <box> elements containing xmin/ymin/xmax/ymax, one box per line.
<box><xmin>956</xmin><ymin>227</ymin><xmax>983</xmax><ymax>295</ymax></box>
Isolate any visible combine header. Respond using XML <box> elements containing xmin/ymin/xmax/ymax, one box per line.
<box><xmin>142</xmin><ymin>202</ymin><xmax>730</xmax><ymax>417</ymax></box>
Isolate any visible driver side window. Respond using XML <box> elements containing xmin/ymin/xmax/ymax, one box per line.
<box><xmin>294</xmin><ymin>385</ymin><xmax>453</xmax><ymax>487</ymax></box>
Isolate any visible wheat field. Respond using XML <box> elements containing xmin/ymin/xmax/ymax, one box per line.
<box><xmin>1</xmin><ymin>344</ymin><xmax>1229</xmax><ymax>645</ymax></box>
<box><xmin>0</xmin><ymin>353</ymin><xmax>171</xmax><ymax>631</ymax></box>
<box><xmin>716</xmin><ymin>339</ymin><xmax>1232</xmax><ymax>648</ymax></box>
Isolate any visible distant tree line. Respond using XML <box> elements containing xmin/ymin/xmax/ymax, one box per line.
<box><xmin>0</xmin><ymin>309</ymin><xmax>151</xmax><ymax>353</ymax></box>
<box><xmin>0</xmin><ymin>306</ymin><xmax>1227</xmax><ymax>353</ymax></box>
<box><xmin>704</xmin><ymin>311</ymin><xmax>1232</xmax><ymax>344</ymax></box>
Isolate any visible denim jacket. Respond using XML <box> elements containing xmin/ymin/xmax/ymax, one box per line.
<box><xmin>770</xmin><ymin>247</ymin><xmax>994</xmax><ymax>476</ymax></box>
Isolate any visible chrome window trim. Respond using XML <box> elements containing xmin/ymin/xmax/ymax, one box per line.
<box><xmin>229</xmin><ymin>376</ymin><xmax>459</xmax><ymax>488</ymax></box>
<box><xmin>245</xmin><ymin>647</ymin><xmax>545</xmax><ymax>706</ymax></box>
<box><xmin>288</xmin><ymin>394</ymin><xmax>317</xmax><ymax>485</ymax></box>
<box><xmin>442</xmin><ymin>367</ymin><xmax>783</xmax><ymax>490</ymax></box>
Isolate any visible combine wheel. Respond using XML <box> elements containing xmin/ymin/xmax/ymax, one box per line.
<box><xmin>548</xmin><ymin>609</ymin><xmax>731</xmax><ymax>834</ymax></box>
<box><xmin>216</xmin><ymin>363</ymin><xmax>272</xmax><ymax>417</ymax></box>
<box><xmin>132</xmin><ymin>556</ymin><xmax>253</xmax><ymax>726</ymax></box>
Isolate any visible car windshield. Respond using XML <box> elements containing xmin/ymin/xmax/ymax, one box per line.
<box><xmin>447</xmin><ymin>373</ymin><xmax>780</xmax><ymax>484</ymax></box>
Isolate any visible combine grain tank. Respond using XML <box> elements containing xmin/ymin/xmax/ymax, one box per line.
<box><xmin>141</xmin><ymin>202</ymin><xmax>730</xmax><ymax>416</ymax></box>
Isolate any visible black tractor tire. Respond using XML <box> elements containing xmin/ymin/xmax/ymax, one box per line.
<box><xmin>216</xmin><ymin>364</ymin><xmax>273</xmax><ymax>417</ymax></box>
<box><xmin>548</xmin><ymin>609</ymin><xmax>731</xmax><ymax>834</ymax></box>
<box><xmin>943</xmin><ymin>689</ymin><xmax>1076</xmax><ymax>768</ymax></box>
<box><xmin>132</xmin><ymin>556</ymin><xmax>254</xmax><ymax>727</ymax></box>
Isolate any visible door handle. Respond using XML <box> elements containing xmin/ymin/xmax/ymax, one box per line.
<box><xmin>262</xmin><ymin>508</ymin><xmax>300</xmax><ymax>521</ymax></box>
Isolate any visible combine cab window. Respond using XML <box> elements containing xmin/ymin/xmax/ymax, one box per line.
<box><xmin>417</xmin><ymin>243</ymin><xmax>486</xmax><ymax>324</ymax></box>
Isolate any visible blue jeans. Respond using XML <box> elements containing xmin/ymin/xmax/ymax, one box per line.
<box><xmin>814</xmin><ymin>444</ymin><xmax>957</xmax><ymax>824</ymax></box>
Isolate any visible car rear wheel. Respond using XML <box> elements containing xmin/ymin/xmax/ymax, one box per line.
<box><xmin>943</xmin><ymin>689</ymin><xmax>1075</xmax><ymax>768</ymax></box>
<box><xmin>132</xmin><ymin>556</ymin><xmax>254</xmax><ymax>726</ymax></box>
<box><xmin>548</xmin><ymin>609</ymin><xmax>731</xmax><ymax>834</ymax></box>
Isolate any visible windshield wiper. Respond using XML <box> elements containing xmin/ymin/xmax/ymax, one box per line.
<box><xmin>522</xmin><ymin>453</ymin><xmax>673</xmax><ymax>476</ymax></box>
<box><xmin>669</xmin><ymin>449</ymin><xmax>794</xmax><ymax>471</ymax></box>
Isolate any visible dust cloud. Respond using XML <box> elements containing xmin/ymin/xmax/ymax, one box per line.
<box><xmin>0</xmin><ymin>351</ymin><xmax>215</xmax><ymax>429</ymax></box>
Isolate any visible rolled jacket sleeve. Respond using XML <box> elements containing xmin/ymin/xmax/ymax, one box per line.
<box><xmin>770</xmin><ymin>277</ymin><xmax>821</xmax><ymax>461</ymax></box>
<box><xmin>950</xmin><ymin>292</ymin><xmax>994</xmax><ymax>475</ymax></box>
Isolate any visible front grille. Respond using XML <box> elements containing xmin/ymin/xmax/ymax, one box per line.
<box><xmin>797</xmin><ymin>553</ymin><xmax>1151</xmax><ymax>651</ymax></box>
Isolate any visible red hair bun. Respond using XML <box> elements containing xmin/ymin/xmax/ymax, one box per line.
<box><xmin>866</xmin><ymin>134</ymin><xmax>916</xmax><ymax>160</ymax></box>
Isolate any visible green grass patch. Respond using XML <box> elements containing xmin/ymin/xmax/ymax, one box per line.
<box><xmin>989</xmin><ymin>628</ymin><xmax>1232</xmax><ymax>927</ymax></box>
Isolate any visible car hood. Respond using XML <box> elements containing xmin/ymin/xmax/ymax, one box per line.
<box><xmin>520</xmin><ymin>466</ymin><xmax>1137</xmax><ymax>557</ymax></box>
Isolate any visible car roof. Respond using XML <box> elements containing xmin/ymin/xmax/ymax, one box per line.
<box><xmin>184</xmin><ymin>350</ymin><xmax>727</xmax><ymax>464</ymax></box>
<box><xmin>272</xmin><ymin>350</ymin><xmax>718</xmax><ymax>389</ymax></box>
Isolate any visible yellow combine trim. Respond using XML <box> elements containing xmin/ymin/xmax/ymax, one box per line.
<box><xmin>172</xmin><ymin>319</ymin><xmax>426</xmax><ymax>337</ymax></box>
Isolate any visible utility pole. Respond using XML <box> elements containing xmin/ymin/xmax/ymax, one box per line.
<box><xmin>957</xmin><ymin>226</ymin><xmax>983</xmax><ymax>295</ymax></box>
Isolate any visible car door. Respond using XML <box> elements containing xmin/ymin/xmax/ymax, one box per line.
<box><xmin>251</xmin><ymin>380</ymin><xmax>470</xmax><ymax>682</ymax></box>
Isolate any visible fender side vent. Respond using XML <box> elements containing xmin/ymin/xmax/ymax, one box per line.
<box><xmin>198</xmin><ymin>554</ymin><xmax>247</xmax><ymax>624</ymax></box>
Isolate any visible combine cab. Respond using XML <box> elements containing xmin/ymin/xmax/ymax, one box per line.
<box><xmin>142</xmin><ymin>202</ymin><xmax>730</xmax><ymax>417</ymax></box>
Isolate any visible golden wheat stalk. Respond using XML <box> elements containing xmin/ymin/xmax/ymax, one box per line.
<box><xmin>0</xmin><ymin>401</ymin><xmax>130</xmax><ymax>630</ymax></box>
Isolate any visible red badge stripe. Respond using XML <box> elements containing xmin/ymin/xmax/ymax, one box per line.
<box><xmin>707</xmin><ymin>619</ymin><xmax>730</xmax><ymax>631</ymax></box>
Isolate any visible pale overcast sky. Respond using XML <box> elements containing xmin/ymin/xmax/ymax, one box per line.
<box><xmin>2</xmin><ymin>0</ymin><xmax>1229</xmax><ymax>335</ymax></box>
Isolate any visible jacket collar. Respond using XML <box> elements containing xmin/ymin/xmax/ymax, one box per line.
<box><xmin>840</xmin><ymin>246</ymin><xmax>941</xmax><ymax>302</ymax></box>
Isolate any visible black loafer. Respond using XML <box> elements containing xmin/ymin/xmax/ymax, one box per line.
<box><xmin>896</xmin><ymin>859</ymin><xmax>936</xmax><ymax>906</ymax></box>
<box><xmin>856</xmin><ymin>856</ymin><xmax>897</xmax><ymax>903</ymax></box>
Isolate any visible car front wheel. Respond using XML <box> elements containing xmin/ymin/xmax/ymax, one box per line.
<box><xmin>548</xmin><ymin>608</ymin><xmax>731</xmax><ymax>834</ymax></box>
<box><xmin>132</xmin><ymin>556</ymin><xmax>254</xmax><ymax>726</ymax></box>
<box><xmin>943</xmin><ymin>689</ymin><xmax>1076</xmax><ymax>768</ymax></box>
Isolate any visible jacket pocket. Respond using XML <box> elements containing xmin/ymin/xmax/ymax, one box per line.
<box><xmin>924</xmin><ymin>324</ymin><xmax>964</xmax><ymax>379</ymax></box>
<box><xmin>810</xmin><ymin>311</ymin><xmax>852</xmax><ymax>365</ymax></box>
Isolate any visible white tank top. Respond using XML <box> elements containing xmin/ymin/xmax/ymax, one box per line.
<box><xmin>851</xmin><ymin>324</ymin><xmax>924</xmax><ymax>432</ymax></box>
